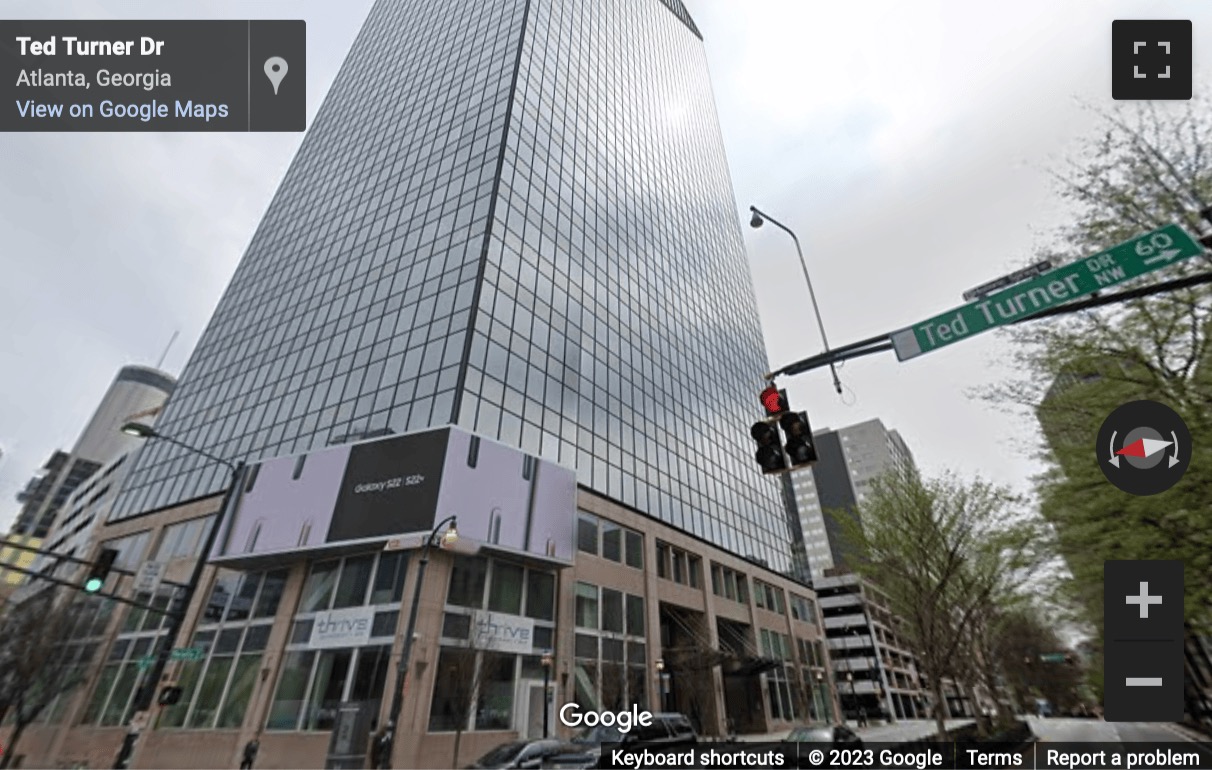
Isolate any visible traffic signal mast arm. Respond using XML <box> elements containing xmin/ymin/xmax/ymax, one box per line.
<box><xmin>767</xmin><ymin>268</ymin><xmax>1212</xmax><ymax>380</ymax></box>
<box><xmin>0</xmin><ymin>537</ymin><xmax>185</xmax><ymax>616</ymax></box>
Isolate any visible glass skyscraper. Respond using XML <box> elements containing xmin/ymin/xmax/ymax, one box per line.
<box><xmin>113</xmin><ymin>0</ymin><xmax>797</xmax><ymax>571</ymax></box>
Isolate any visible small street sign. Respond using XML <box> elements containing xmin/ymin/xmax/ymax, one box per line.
<box><xmin>136</xmin><ymin>655</ymin><xmax>156</xmax><ymax>670</ymax></box>
<box><xmin>962</xmin><ymin>260</ymin><xmax>1053</xmax><ymax>301</ymax></box>
<box><xmin>133</xmin><ymin>560</ymin><xmax>166</xmax><ymax>594</ymax></box>
<box><xmin>1040</xmin><ymin>652</ymin><xmax>1069</xmax><ymax>663</ymax></box>
<box><xmin>170</xmin><ymin>647</ymin><xmax>205</xmax><ymax>661</ymax></box>
<box><xmin>891</xmin><ymin>225</ymin><xmax>1203</xmax><ymax>361</ymax></box>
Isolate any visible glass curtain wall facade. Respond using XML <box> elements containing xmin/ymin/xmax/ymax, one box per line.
<box><xmin>112</xmin><ymin>0</ymin><xmax>796</xmax><ymax>571</ymax></box>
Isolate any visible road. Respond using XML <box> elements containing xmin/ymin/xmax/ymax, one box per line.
<box><xmin>732</xmin><ymin>718</ymin><xmax>975</xmax><ymax>744</ymax></box>
<box><xmin>1028</xmin><ymin>715</ymin><xmax>1205</xmax><ymax>743</ymax></box>
<box><xmin>858</xmin><ymin>718</ymin><xmax>975</xmax><ymax>743</ymax></box>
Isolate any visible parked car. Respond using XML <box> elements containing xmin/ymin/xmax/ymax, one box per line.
<box><xmin>783</xmin><ymin>723</ymin><xmax>864</xmax><ymax>767</ymax></box>
<box><xmin>543</xmin><ymin>713</ymin><xmax>698</xmax><ymax>769</ymax></box>
<box><xmin>467</xmin><ymin>739</ymin><xmax>573</xmax><ymax>769</ymax></box>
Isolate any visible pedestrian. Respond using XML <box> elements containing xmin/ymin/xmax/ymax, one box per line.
<box><xmin>239</xmin><ymin>737</ymin><xmax>259</xmax><ymax>769</ymax></box>
<box><xmin>857</xmin><ymin>707</ymin><xmax>868</xmax><ymax>727</ymax></box>
<box><xmin>369</xmin><ymin>723</ymin><xmax>391</xmax><ymax>769</ymax></box>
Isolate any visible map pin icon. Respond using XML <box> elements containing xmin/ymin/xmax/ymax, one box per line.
<box><xmin>264</xmin><ymin>57</ymin><xmax>288</xmax><ymax>95</ymax></box>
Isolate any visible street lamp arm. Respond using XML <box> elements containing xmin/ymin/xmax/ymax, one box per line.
<box><xmin>749</xmin><ymin>206</ymin><xmax>797</xmax><ymax>245</ymax></box>
<box><xmin>748</xmin><ymin>204</ymin><xmax>843</xmax><ymax>395</ymax></box>
<box><xmin>151</xmin><ymin>432</ymin><xmax>240</xmax><ymax>474</ymax></box>
<box><xmin>427</xmin><ymin>515</ymin><xmax>458</xmax><ymax>549</ymax></box>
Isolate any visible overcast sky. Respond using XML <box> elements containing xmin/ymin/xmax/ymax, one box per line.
<box><xmin>2</xmin><ymin>1</ymin><xmax>1209</xmax><ymax>531</ymax></box>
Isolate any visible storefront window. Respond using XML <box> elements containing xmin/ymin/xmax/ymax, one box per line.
<box><xmin>575</xmin><ymin>582</ymin><xmax>598</xmax><ymax>629</ymax></box>
<box><xmin>300</xmin><ymin>560</ymin><xmax>339</xmax><ymax>613</ymax></box>
<box><xmin>268</xmin><ymin>651</ymin><xmax>315</xmax><ymax>730</ymax></box>
<box><xmin>448</xmin><ymin>555</ymin><xmax>488</xmax><ymax>608</ymax></box>
<box><xmin>369</xmin><ymin>552</ymin><xmax>408</xmax><ymax>604</ymax></box>
<box><xmin>333</xmin><ymin>554</ymin><xmax>374</xmax><ymax>608</ymax></box>
<box><xmin>525</xmin><ymin>571</ymin><xmax>554</xmax><ymax>621</ymax></box>
<box><xmin>303</xmin><ymin>649</ymin><xmax>352</xmax><ymax>730</ymax></box>
<box><xmin>487</xmin><ymin>562</ymin><xmax>523</xmax><ymax>614</ymax></box>
<box><xmin>427</xmin><ymin>648</ymin><xmax>479</xmax><ymax>731</ymax></box>
<box><xmin>255</xmin><ymin>569</ymin><xmax>289</xmax><ymax>618</ymax></box>
<box><xmin>475</xmin><ymin>652</ymin><xmax>516</xmax><ymax>730</ymax></box>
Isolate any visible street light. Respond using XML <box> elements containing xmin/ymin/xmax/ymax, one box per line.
<box><xmin>541</xmin><ymin>650</ymin><xmax>554</xmax><ymax>738</ymax></box>
<box><xmin>380</xmin><ymin>515</ymin><xmax>458</xmax><ymax>769</ymax></box>
<box><xmin>748</xmin><ymin>205</ymin><xmax>842</xmax><ymax>395</ymax></box>
<box><xmin>113</xmin><ymin>424</ymin><xmax>243</xmax><ymax>769</ymax></box>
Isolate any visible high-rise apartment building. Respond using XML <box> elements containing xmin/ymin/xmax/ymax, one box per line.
<box><xmin>789</xmin><ymin>418</ymin><xmax>914</xmax><ymax>578</ymax></box>
<box><xmin>785</xmin><ymin>419</ymin><xmax>936</xmax><ymax>721</ymax></box>
<box><xmin>112</xmin><ymin>0</ymin><xmax>796</xmax><ymax>570</ymax></box>
<box><xmin>9</xmin><ymin>365</ymin><xmax>175</xmax><ymax>539</ymax></box>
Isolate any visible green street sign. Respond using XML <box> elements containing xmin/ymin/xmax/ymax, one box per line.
<box><xmin>170</xmin><ymin>647</ymin><xmax>205</xmax><ymax>661</ymax></box>
<box><xmin>891</xmin><ymin>224</ymin><xmax>1203</xmax><ymax>361</ymax></box>
<box><xmin>136</xmin><ymin>655</ymin><xmax>156</xmax><ymax>670</ymax></box>
<box><xmin>1040</xmin><ymin>652</ymin><xmax>1068</xmax><ymax>663</ymax></box>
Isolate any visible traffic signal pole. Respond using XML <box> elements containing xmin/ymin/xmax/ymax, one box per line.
<box><xmin>113</xmin><ymin>461</ymin><xmax>245</xmax><ymax>769</ymax></box>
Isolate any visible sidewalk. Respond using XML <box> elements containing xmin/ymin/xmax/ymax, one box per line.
<box><xmin>732</xmin><ymin>718</ymin><xmax>975</xmax><ymax>744</ymax></box>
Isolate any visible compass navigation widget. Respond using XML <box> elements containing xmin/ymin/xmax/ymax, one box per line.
<box><xmin>1097</xmin><ymin>400</ymin><xmax>1191</xmax><ymax>495</ymax></box>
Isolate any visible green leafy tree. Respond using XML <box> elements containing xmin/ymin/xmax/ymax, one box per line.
<box><xmin>838</xmin><ymin>465</ymin><xmax>1040</xmax><ymax>740</ymax></box>
<box><xmin>982</xmin><ymin>99</ymin><xmax>1212</xmax><ymax>643</ymax></box>
<box><xmin>992</xmin><ymin>607</ymin><xmax>1085</xmax><ymax>716</ymax></box>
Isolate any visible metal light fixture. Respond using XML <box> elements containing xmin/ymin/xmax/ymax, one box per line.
<box><xmin>120</xmin><ymin>422</ymin><xmax>157</xmax><ymax>438</ymax></box>
<box><xmin>749</xmin><ymin>211</ymin><xmax>764</xmax><ymax>229</ymax></box>
<box><xmin>440</xmin><ymin>519</ymin><xmax>459</xmax><ymax>548</ymax></box>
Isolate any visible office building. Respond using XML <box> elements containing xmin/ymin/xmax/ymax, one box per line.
<box><xmin>0</xmin><ymin>1</ymin><xmax>840</xmax><ymax>766</ymax></box>
<box><xmin>110</xmin><ymin>0</ymin><xmax>798</xmax><ymax>574</ymax></box>
<box><xmin>783</xmin><ymin>418</ymin><xmax>935</xmax><ymax>721</ymax></box>
<box><xmin>8</xmin><ymin>365</ymin><xmax>174</xmax><ymax>540</ymax></box>
<box><xmin>789</xmin><ymin>418</ymin><xmax>914</xmax><ymax>578</ymax></box>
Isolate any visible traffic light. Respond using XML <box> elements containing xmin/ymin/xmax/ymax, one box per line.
<box><xmin>780</xmin><ymin>411</ymin><xmax>817</xmax><ymax>469</ymax></box>
<box><xmin>84</xmin><ymin>548</ymin><xmax>119</xmax><ymax>593</ymax></box>
<box><xmin>759</xmin><ymin>386</ymin><xmax>789</xmax><ymax>418</ymax></box>
<box><xmin>159</xmin><ymin>686</ymin><xmax>184</xmax><ymax>706</ymax></box>
<box><xmin>750</xmin><ymin>421</ymin><xmax>787</xmax><ymax>474</ymax></box>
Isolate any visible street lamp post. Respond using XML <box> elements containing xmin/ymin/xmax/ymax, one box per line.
<box><xmin>748</xmin><ymin>205</ymin><xmax>842</xmax><ymax>394</ymax></box>
<box><xmin>113</xmin><ymin>423</ymin><xmax>243</xmax><ymax>770</ymax></box>
<box><xmin>541</xmin><ymin>650</ymin><xmax>553</xmax><ymax>739</ymax></box>
<box><xmin>380</xmin><ymin>515</ymin><xmax>458</xmax><ymax>769</ymax></box>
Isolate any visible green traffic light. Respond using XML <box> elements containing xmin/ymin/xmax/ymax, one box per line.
<box><xmin>84</xmin><ymin>577</ymin><xmax>103</xmax><ymax>592</ymax></box>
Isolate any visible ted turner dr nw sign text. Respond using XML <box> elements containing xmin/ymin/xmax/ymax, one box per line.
<box><xmin>891</xmin><ymin>225</ymin><xmax>1203</xmax><ymax>361</ymax></box>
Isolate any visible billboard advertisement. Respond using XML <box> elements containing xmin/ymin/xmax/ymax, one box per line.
<box><xmin>212</xmin><ymin>426</ymin><xmax>576</xmax><ymax>565</ymax></box>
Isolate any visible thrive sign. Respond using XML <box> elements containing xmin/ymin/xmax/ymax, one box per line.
<box><xmin>472</xmin><ymin>611</ymin><xmax>535</xmax><ymax>655</ymax></box>
<box><xmin>309</xmin><ymin>606</ymin><xmax>375</xmax><ymax>649</ymax></box>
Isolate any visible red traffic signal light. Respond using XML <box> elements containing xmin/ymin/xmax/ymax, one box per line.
<box><xmin>780</xmin><ymin>411</ymin><xmax>817</xmax><ymax>469</ymax></box>
<box><xmin>760</xmin><ymin>386</ymin><xmax>789</xmax><ymax>417</ymax></box>
<box><xmin>750</xmin><ymin>422</ymin><xmax>787</xmax><ymax>474</ymax></box>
